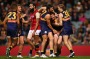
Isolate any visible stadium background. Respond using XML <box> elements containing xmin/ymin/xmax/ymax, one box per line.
<box><xmin>0</xmin><ymin>0</ymin><xmax>90</xmax><ymax>57</ymax></box>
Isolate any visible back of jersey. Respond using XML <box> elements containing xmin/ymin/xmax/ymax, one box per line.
<box><xmin>7</xmin><ymin>11</ymin><xmax>18</xmax><ymax>30</ymax></box>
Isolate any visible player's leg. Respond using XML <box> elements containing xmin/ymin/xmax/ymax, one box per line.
<box><xmin>68</xmin><ymin>37</ymin><xmax>75</xmax><ymax>57</ymax></box>
<box><xmin>6</xmin><ymin>36</ymin><xmax>12</xmax><ymax>57</ymax></box>
<box><xmin>48</xmin><ymin>32</ymin><xmax>55</xmax><ymax>57</ymax></box>
<box><xmin>31</xmin><ymin>35</ymin><xmax>40</xmax><ymax>58</ymax></box>
<box><xmin>40</xmin><ymin>34</ymin><xmax>48</xmax><ymax>58</ymax></box>
<box><xmin>27</xmin><ymin>30</ymin><xmax>35</xmax><ymax>57</ymax></box>
<box><xmin>57</xmin><ymin>35</ymin><xmax>62</xmax><ymax>57</ymax></box>
<box><xmin>63</xmin><ymin>35</ymin><xmax>74</xmax><ymax>57</ymax></box>
<box><xmin>53</xmin><ymin>34</ymin><xmax>58</xmax><ymax>56</ymax></box>
<box><xmin>17</xmin><ymin>35</ymin><xmax>24</xmax><ymax>58</ymax></box>
<box><xmin>6</xmin><ymin>30</ymin><xmax>17</xmax><ymax>57</ymax></box>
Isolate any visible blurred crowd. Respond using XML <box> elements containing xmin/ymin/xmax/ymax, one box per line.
<box><xmin>0</xmin><ymin>0</ymin><xmax>90</xmax><ymax>45</ymax></box>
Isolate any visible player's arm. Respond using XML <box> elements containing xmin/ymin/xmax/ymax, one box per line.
<box><xmin>3</xmin><ymin>17</ymin><xmax>8</xmax><ymax>30</ymax></box>
<box><xmin>21</xmin><ymin>14</ymin><xmax>29</xmax><ymax>23</ymax></box>
<box><xmin>46</xmin><ymin>14</ymin><xmax>57</xmax><ymax>34</ymax></box>
<box><xmin>0</xmin><ymin>20</ymin><xmax>3</xmax><ymax>25</ymax></box>
<box><xmin>38</xmin><ymin>7</ymin><xmax>46</xmax><ymax>13</ymax></box>
<box><xmin>64</xmin><ymin>17</ymin><xmax>70</xmax><ymax>21</ymax></box>
<box><xmin>58</xmin><ymin>13</ymin><xmax>63</xmax><ymax>26</ymax></box>
<box><xmin>34</xmin><ymin>12</ymin><xmax>40</xmax><ymax>32</ymax></box>
<box><xmin>22</xmin><ymin>18</ymin><xmax>29</xmax><ymax>23</ymax></box>
<box><xmin>16</xmin><ymin>13</ymin><xmax>20</xmax><ymax>25</ymax></box>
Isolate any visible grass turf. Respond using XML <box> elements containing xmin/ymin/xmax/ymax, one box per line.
<box><xmin>0</xmin><ymin>56</ymin><xmax>90</xmax><ymax>59</ymax></box>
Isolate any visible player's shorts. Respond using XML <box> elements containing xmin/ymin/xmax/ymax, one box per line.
<box><xmin>7</xmin><ymin>29</ymin><xmax>18</xmax><ymax>38</ymax></box>
<box><xmin>60</xmin><ymin>21</ymin><xmax>73</xmax><ymax>36</ymax></box>
<box><xmin>19</xmin><ymin>29</ymin><xmax>24</xmax><ymax>36</ymax></box>
<box><xmin>27</xmin><ymin>30</ymin><xmax>41</xmax><ymax>39</ymax></box>
<box><xmin>7</xmin><ymin>22</ymin><xmax>18</xmax><ymax>38</ymax></box>
<box><xmin>40</xmin><ymin>20</ymin><xmax>52</xmax><ymax>35</ymax></box>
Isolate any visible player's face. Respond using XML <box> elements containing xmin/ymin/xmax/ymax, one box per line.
<box><xmin>29</xmin><ymin>4</ymin><xmax>34</xmax><ymax>12</ymax></box>
<box><xmin>29</xmin><ymin>4</ymin><xmax>34</xmax><ymax>9</ymax></box>
<box><xmin>17</xmin><ymin>6</ymin><xmax>22</xmax><ymax>12</ymax></box>
<box><xmin>51</xmin><ymin>14</ymin><xmax>55</xmax><ymax>20</ymax></box>
<box><xmin>50</xmin><ymin>7</ymin><xmax>54</xmax><ymax>12</ymax></box>
<box><xmin>41</xmin><ymin>6</ymin><xmax>47</xmax><ymax>13</ymax></box>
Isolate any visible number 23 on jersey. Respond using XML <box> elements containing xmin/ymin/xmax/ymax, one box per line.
<box><xmin>7</xmin><ymin>12</ymin><xmax>16</xmax><ymax>20</ymax></box>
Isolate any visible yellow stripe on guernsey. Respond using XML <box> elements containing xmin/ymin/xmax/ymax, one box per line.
<box><xmin>40</xmin><ymin>18</ymin><xmax>46</xmax><ymax>21</ymax></box>
<box><xmin>41</xmin><ymin>11</ymin><xmax>47</xmax><ymax>21</ymax></box>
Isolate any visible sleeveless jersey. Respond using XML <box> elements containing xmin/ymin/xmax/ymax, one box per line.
<box><xmin>7</xmin><ymin>11</ymin><xmax>18</xmax><ymax>30</ymax></box>
<box><xmin>29</xmin><ymin>10</ymin><xmax>41</xmax><ymax>30</ymax></box>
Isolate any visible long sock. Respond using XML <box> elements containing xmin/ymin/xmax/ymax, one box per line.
<box><xmin>29</xmin><ymin>50</ymin><xmax>32</xmax><ymax>54</ymax></box>
<box><xmin>50</xmin><ymin>50</ymin><xmax>53</xmax><ymax>54</ymax></box>
<box><xmin>70</xmin><ymin>50</ymin><xmax>73</xmax><ymax>53</ymax></box>
<box><xmin>41</xmin><ymin>51</ymin><xmax>44</xmax><ymax>55</ymax></box>
<box><xmin>18</xmin><ymin>52</ymin><xmax>21</xmax><ymax>55</ymax></box>
<box><xmin>35</xmin><ymin>44</ymin><xmax>39</xmax><ymax>52</ymax></box>
<box><xmin>9</xmin><ymin>46</ymin><xmax>13</xmax><ymax>50</ymax></box>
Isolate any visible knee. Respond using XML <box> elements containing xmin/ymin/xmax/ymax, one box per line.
<box><xmin>64</xmin><ymin>41</ymin><xmax>68</xmax><ymax>45</ymax></box>
<box><xmin>49</xmin><ymin>38</ymin><xmax>53</xmax><ymax>42</ymax></box>
<box><xmin>20</xmin><ymin>42</ymin><xmax>24</xmax><ymax>45</ymax></box>
<box><xmin>27</xmin><ymin>39</ymin><xmax>30</xmax><ymax>42</ymax></box>
<box><xmin>54</xmin><ymin>41</ymin><xmax>57</xmax><ymax>45</ymax></box>
<box><xmin>43</xmin><ymin>39</ymin><xmax>47</xmax><ymax>43</ymax></box>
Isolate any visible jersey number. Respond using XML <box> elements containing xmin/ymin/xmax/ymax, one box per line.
<box><xmin>8</xmin><ymin>12</ymin><xmax>16</xmax><ymax>19</ymax></box>
<box><xmin>64</xmin><ymin>10</ymin><xmax>70</xmax><ymax>18</ymax></box>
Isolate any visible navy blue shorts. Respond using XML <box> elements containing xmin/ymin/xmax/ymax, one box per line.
<box><xmin>60</xmin><ymin>21</ymin><xmax>73</xmax><ymax>36</ymax></box>
<box><xmin>60</xmin><ymin>27</ymin><xmax>73</xmax><ymax>36</ymax></box>
<box><xmin>40</xmin><ymin>20</ymin><xmax>52</xmax><ymax>35</ymax></box>
<box><xmin>19</xmin><ymin>30</ymin><xmax>24</xmax><ymax>36</ymax></box>
<box><xmin>7</xmin><ymin>29</ymin><xmax>18</xmax><ymax>38</ymax></box>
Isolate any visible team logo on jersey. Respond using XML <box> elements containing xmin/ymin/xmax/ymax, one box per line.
<box><xmin>44</xmin><ymin>31</ymin><xmax>47</xmax><ymax>34</ymax></box>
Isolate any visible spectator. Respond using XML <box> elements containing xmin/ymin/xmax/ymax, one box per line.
<box><xmin>76</xmin><ymin>2</ymin><xmax>83</xmax><ymax>13</ymax></box>
<box><xmin>82</xmin><ymin>31</ymin><xmax>90</xmax><ymax>45</ymax></box>
<box><xmin>79</xmin><ymin>12</ymin><xmax>86</xmax><ymax>23</ymax></box>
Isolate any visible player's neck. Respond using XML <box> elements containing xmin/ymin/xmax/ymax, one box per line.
<box><xmin>17</xmin><ymin>11</ymin><xmax>21</xmax><ymax>14</ymax></box>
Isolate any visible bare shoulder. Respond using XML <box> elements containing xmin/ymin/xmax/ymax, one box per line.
<box><xmin>45</xmin><ymin>14</ymin><xmax>50</xmax><ymax>18</ymax></box>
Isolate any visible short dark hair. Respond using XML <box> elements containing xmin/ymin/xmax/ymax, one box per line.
<box><xmin>50</xmin><ymin>12</ymin><xmax>55</xmax><ymax>15</ymax></box>
<box><xmin>58</xmin><ymin>4</ymin><xmax>66</xmax><ymax>10</ymax></box>
<box><xmin>11</xmin><ymin>4</ymin><xmax>17</xmax><ymax>11</ymax></box>
<box><xmin>29</xmin><ymin>3</ymin><xmax>36</xmax><ymax>8</ymax></box>
<box><xmin>17</xmin><ymin>4</ymin><xmax>22</xmax><ymax>7</ymax></box>
<box><xmin>47</xmin><ymin>4</ymin><xmax>53</xmax><ymax>9</ymax></box>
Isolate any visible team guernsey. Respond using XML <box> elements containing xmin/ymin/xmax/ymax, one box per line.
<box><xmin>7</xmin><ymin>11</ymin><xmax>18</xmax><ymax>38</ymax></box>
<box><xmin>30</xmin><ymin>10</ymin><xmax>40</xmax><ymax>30</ymax></box>
<box><xmin>27</xmin><ymin>10</ymin><xmax>41</xmax><ymax>39</ymax></box>
<box><xmin>18</xmin><ymin>13</ymin><xmax>24</xmax><ymax>36</ymax></box>
<box><xmin>50</xmin><ymin>19</ymin><xmax>63</xmax><ymax>32</ymax></box>
<box><xmin>61</xmin><ymin>10</ymin><xmax>73</xmax><ymax>35</ymax></box>
<box><xmin>40</xmin><ymin>11</ymin><xmax>52</xmax><ymax>35</ymax></box>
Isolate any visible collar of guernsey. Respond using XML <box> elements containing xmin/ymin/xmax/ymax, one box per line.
<box><xmin>41</xmin><ymin>11</ymin><xmax>48</xmax><ymax>21</ymax></box>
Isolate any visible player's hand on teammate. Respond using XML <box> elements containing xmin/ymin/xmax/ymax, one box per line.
<box><xmin>53</xmin><ymin>29</ymin><xmax>58</xmax><ymax>34</ymax></box>
<box><xmin>21</xmin><ymin>14</ymin><xmax>26</xmax><ymax>18</ymax></box>
<box><xmin>32</xmin><ymin>31</ymin><xmax>35</xmax><ymax>37</ymax></box>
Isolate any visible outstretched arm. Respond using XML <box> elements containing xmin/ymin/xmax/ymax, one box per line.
<box><xmin>3</xmin><ymin>17</ymin><xmax>8</xmax><ymax>30</ymax></box>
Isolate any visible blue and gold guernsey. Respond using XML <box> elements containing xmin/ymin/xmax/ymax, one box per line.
<box><xmin>18</xmin><ymin>13</ymin><xmax>24</xmax><ymax>36</ymax></box>
<box><xmin>6</xmin><ymin>11</ymin><xmax>18</xmax><ymax>38</ymax></box>
<box><xmin>50</xmin><ymin>18</ymin><xmax>63</xmax><ymax>32</ymax></box>
<box><xmin>40</xmin><ymin>11</ymin><xmax>52</xmax><ymax>35</ymax></box>
<box><xmin>61</xmin><ymin>10</ymin><xmax>73</xmax><ymax>35</ymax></box>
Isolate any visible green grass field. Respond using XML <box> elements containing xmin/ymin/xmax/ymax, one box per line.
<box><xmin>0</xmin><ymin>56</ymin><xmax>90</xmax><ymax>59</ymax></box>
